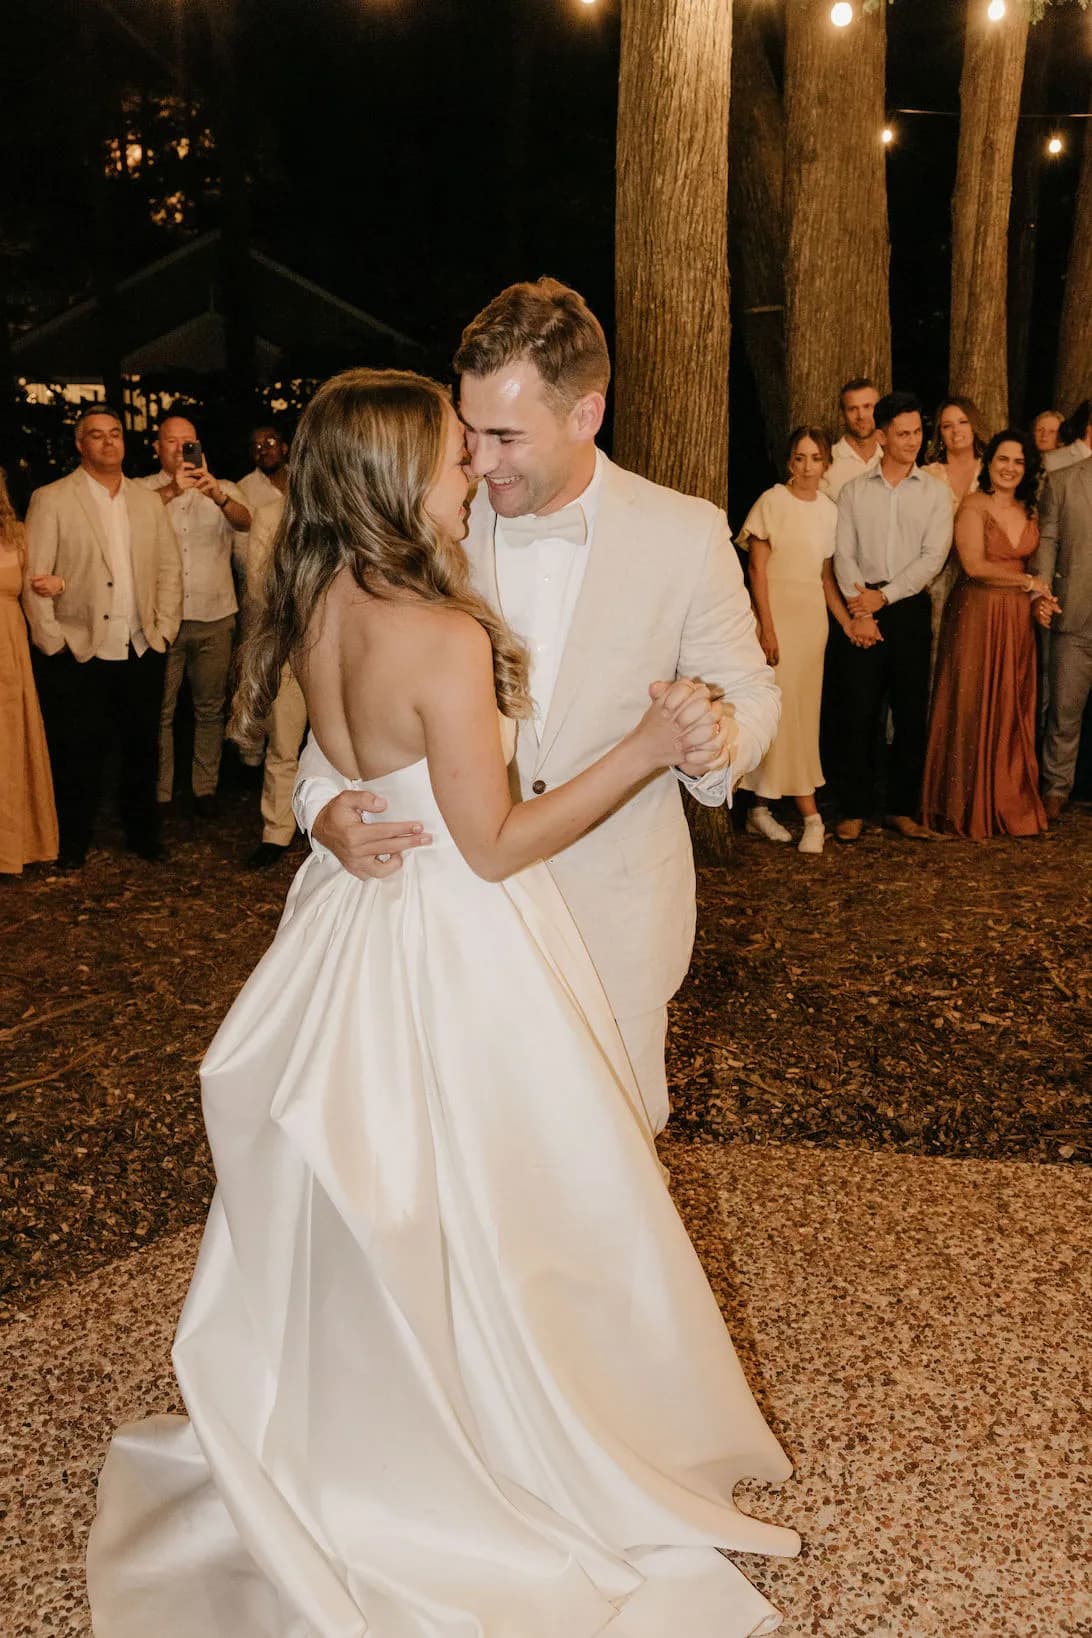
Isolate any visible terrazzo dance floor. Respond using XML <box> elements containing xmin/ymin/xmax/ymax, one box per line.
<box><xmin>3</xmin><ymin>1141</ymin><xmax>1089</xmax><ymax>1637</ymax></box>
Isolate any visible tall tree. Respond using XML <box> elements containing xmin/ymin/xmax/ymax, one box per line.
<box><xmin>949</xmin><ymin>0</ymin><xmax>1030</xmax><ymax>432</ymax></box>
<box><xmin>729</xmin><ymin>1</ymin><xmax>788</xmax><ymax>462</ymax></box>
<box><xmin>783</xmin><ymin>0</ymin><xmax>891</xmax><ymax>433</ymax></box>
<box><xmin>1055</xmin><ymin>85</ymin><xmax>1092</xmax><ymax>411</ymax></box>
<box><xmin>1007</xmin><ymin>10</ymin><xmax>1055</xmax><ymax>423</ymax></box>
<box><xmin>614</xmin><ymin>0</ymin><xmax>732</xmax><ymax>508</ymax></box>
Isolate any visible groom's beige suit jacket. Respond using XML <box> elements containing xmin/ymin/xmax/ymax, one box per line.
<box><xmin>296</xmin><ymin>455</ymin><xmax>778</xmax><ymax>1021</ymax></box>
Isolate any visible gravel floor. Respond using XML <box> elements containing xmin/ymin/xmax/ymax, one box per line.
<box><xmin>2</xmin><ymin>787</ymin><xmax>1089</xmax><ymax>1322</ymax></box>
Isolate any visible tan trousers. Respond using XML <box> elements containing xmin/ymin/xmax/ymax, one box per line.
<box><xmin>158</xmin><ymin>615</ymin><xmax>236</xmax><ymax>802</ymax></box>
<box><xmin>616</xmin><ymin>1005</ymin><xmax>670</xmax><ymax>1136</ymax></box>
<box><xmin>261</xmin><ymin>665</ymin><xmax>308</xmax><ymax>845</ymax></box>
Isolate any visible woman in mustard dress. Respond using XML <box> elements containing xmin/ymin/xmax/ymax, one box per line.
<box><xmin>0</xmin><ymin>468</ymin><xmax>58</xmax><ymax>872</ymax></box>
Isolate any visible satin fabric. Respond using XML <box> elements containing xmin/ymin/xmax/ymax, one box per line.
<box><xmin>87</xmin><ymin>743</ymin><xmax>799</xmax><ymax>1636</ymax></box>
<box><xmin>922</xmin><ymin>514</ymin><xmax>1047</xmax><ymax>839</ymax></box>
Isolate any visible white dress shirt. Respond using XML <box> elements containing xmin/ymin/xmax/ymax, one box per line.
<box><xmin>834</xmin><ymin>464</ymin><xmax>953</xmax><ymax>605</ymax></box>
<box><xmin>237</xmin><ymin>468</ymin><xmax>284</xmax><ymax>513</ymax></box>
<box><xmin>821</xmin><ymin>437</ymin><xmax>882</xmax><ymax>501</ymax></box>
<box><xmin>494</xmin><ymin>455</ymin><xmax>603</xmax><ymax>730</ymax></box>
<box><xmin>1042</xmin><ymin>438</ymin><xmax>1091</xmax><ymax>475</ymax></box>
<box><xmin>141</xmin><ymin>471</ymin><xmax>244</xmax><ymax>623</ymax></box>
<box><xmin>81</xmin><ymin>471</ymin><xmax>145</xmax><ymax>660</ymax></box>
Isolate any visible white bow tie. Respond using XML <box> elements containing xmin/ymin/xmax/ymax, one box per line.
<box><xmin>501</xmin><ymin>502</ymin><xmax>588</xmax><ymax>548</ymax></box>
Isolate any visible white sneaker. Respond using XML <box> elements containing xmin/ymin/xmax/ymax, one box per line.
<box><xmin>746</xmin><ymin>805</ymin><xmax>792</xmax><ymax>843</ymax></box>
<box><xmin>798</xmin><ymin>815</ymin><xmax>825</xmax><ymax>854</ymax></box>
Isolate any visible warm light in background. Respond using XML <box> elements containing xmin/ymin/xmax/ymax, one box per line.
<box><xmin>830</xmin><ymin>2</ymin><xmax>854</xmax><ymax>26</ymax></box>
<box><xmin>987</xmin><ymin>0</ymin><xmax>1006</xmax><ymax>20</ymax></box>
<box><xmin>1047</xmin><ymin>135</ymin><xmax>1064</xmax><ymax>156</ymax></box>
<box><xmin>882</xmin><ymin>127</ymin><xmax>894</xmax><ymax>146</ymax></box>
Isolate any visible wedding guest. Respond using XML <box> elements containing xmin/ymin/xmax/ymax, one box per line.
<box><xmin>922</xmin><ymin>395</ymin><xmax>988</xmax><ymax>651</ymax></box>
<box><xmin>922</xmin><ymin>431</ymin><xmax>1054</xmax><ymax>839</ymax></box>
<box><xmin>1042</xmin><ymin>400</ymin><xmax>1092</xmax><ymax>474</ymax></box>
<box><xmin>831</xmin><ymin>391</ymin><xmax>952</xmax><ymax>842</ymax></box>
<box><xmin>22</xmin><ymin>409</ymin><xmax>181</xmax><ymax>868</ymax></box>
<box><xmin>1032</xmin><ymin>409</ymin><xmax>1063</xmax><ymax>455</ymax></box>
<box><xmin>236</xmin><ymin>424</ymin><xmax>289</xmax><ymax>517</ymax></box>
<box><xmin>142</xmin><ymin>415</ymin><xmax>250</xmax><ymax>816</ymax></box>
<box><xmin>0</xmin><ymin>468</ymin><xmax>58</xmax><ymax>873</ymax></box>
<box><xmin>821</xmin><ymin>377</ymin><xmax>883</xmax><ymax>500</ymax></box>
<box><xmin>237</xmin><ymin>494</ymin><xmax>307</xmax><ymax>869</ymax></box>
<box><xmin>739</xmin><ymin>427</ymin><xmax>857</xmax><ymax>855</ymax></box>
<box><xmin>1035</xmin><ymin>445</ymin><xmax>1092</xmax><ymax>821</ymax></box>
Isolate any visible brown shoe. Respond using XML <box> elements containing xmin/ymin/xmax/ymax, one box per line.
<box><xmin>884</xmin><ymin>814</ymin><xmax>951</xmax><ymax>841</ymax></box>
<box><xmin>834</xmin><ymin>818</ymin><xmax>864</xmax><ymax>843</ymax></box>
<box><xmin>1043</xmin><ymin>793</ymin><xmax>1066</xmax><ymax>822</ymax></box>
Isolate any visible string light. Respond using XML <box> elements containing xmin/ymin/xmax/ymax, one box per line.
<box><xmin>830</xmin><ymin>3</ymin><xmax>854</xmax><ymax>26</ymax></box>
<box><xmin>882</xmin><ymin>126</ymin><xmax>894</xmax><ymax>146</ymax></box>
<box><xmin>1047</xmin><ymin>134</ymin><xmax>1064</xmax><ymax>155</ymax></box>
<box><xmin>987</xmin><ymin>0</ymin><xmax>1006</xmax><ymax>20</ymax></box>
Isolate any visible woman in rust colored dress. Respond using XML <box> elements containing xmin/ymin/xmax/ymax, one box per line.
<box><xmin>0</xmin><ymin>468</ymin><xmax>58</xmax><ymax>873</ymax></box>
<box><xmin>922</xmin><ymin>431</ymin><xmax>1058</xmax><ymax>839</ymax></box>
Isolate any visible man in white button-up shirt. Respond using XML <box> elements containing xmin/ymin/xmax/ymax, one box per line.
<box><xmin>292</xmin><ymin>279</ymin><xmax>779</xmax><ymax>1134</ymax></box>
<box><xmin>821</xmin><ymin>378</ymin><xmax>883</xmax><ymax>501</ymax></box>
<box><xmin>831</xmin><ymin>391</ymin><xmax>952</xmax><ymax>843</ymax></box>
<box><xmin>143</xmin><ymin>416</ymin><xmax>250</xmax><ymax>815</ymax></box>
<box><xmin>22</xmin><ymin>407</ymin><xmax>182</xmax><ymax>867</ymax></box>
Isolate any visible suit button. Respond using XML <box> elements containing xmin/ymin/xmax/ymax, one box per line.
<box><xmin>103</xmin><ymin>614</ymin><xmax>110</xmax><ymax>620</ymax></box>
<box><xmin>531</xmin><ymin>779</ymin><xmax>546</xmax><ymax>794</ymax></box>
<box><xmin>107</xmin><ymin>580</ymin><xmax>113</xmax><ymax>588</ymax></box>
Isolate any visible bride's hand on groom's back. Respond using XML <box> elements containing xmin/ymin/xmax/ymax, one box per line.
<box><xmin>312</xmin><ymin>791</ymin><xmax>432</xmax><ymax>880</ymax></box>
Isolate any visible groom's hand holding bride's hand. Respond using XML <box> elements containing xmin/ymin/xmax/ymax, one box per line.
<box><xmin>647</xmin><ymin>678</ymin><xmax>736</xmax><ymax>779</ymax></box>
<box><xmin>311</xmin><ymin>792</ymin><xmax>432</xmax><ymax>881</ymax></box>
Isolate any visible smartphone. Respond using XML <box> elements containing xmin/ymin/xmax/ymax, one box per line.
<box><xmin>182</xmin><ymin>439</ymin><xmax>203</xmax><ymax>466</ymax></box>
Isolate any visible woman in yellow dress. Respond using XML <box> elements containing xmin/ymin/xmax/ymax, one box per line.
<box><xmin>0</xmin><ymin>468</ymin><xmax>58</xmax><ymax>872</ymax></box>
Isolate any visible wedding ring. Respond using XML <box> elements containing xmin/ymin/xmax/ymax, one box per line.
<box><xmin>376</xmin><ymin>852</ymin><xmax>392</xmax><ymax>864</ymax></box>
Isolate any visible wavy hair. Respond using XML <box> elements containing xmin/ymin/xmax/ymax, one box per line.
<box><xmin>233</xmin><ymin>368</ymin><xmax>531</xmax><ymax>747</ymax></box>
<box><xmin>0</xmin><ymin>468</ymin><xmax>25</xmax><ymax>560</ymax></box>
<box><xmin>977</xmin><ymin>429</ymin><xmax>1040</xmax><ymax>517</ymax></box>
<box><xmin>925</xmin><ymin>395</ymin><xmax>989</xmax><ymax>464</ymax></box>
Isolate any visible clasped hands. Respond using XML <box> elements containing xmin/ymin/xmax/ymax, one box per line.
<box><xmin>311</xmin><ymin>676</ymin><xmax>733</xmax><ymax>883</ymax></box>
<box><xmin>1032</xmin><ymin>582</ymin><xmax>1062</xmax><ymax>628</ymax></box>
<box><xmin>845</xmin><ymin>584</ymin><xmax>884</xmax><ymax>648</ymax></box>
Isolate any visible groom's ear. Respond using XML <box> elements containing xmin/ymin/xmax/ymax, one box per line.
<box><xmin>570</xmin><ymin>391</ymin><xmax>606</xmax><ymax>443</ymax></box>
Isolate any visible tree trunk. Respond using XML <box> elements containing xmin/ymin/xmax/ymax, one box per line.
<box><xmin>614</xmin><ymin>0</ymin><xmax>732</xmax><ymax>509</ymax></box>
<box><xmin>950</xmin><ymin>0</ymin><xmax>1030</xmax><ymax>433</ymax></box>
<box><xmin>729</xmin><ymin>1</ymin><xmax>788</xmax><ymax>463</ymax></box>
<box><xmin>1055</xmin><ymin>86</ymin><xmax>1092</xmax><ymax>411</ymax></box>
<box><xmin>783</xmin><ymin>0</ymin><xmax>891</xmax><ymax>433</ymax></box>
<box><xmin>1007</xmin><ymin>10</ymin><xmax>1054</xmax><ymax>424</ymax></box>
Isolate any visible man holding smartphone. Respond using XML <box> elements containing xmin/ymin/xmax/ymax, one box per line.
<box><xmin>142</xmin><ymin>415</ymin><xmax>251</xmax><ymax>816</ymax></box>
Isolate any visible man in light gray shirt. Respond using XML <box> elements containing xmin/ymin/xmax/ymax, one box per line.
<box><xmin>830</xmin><ymin>391</ymin><xmax>952</xmax><ymax>842</ymax></box>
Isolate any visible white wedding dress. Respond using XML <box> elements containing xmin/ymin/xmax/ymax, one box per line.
<box><xmin>87</xmin><ymin>726</ymin><xmax>800</xmax><ymax>1637</ymax></box>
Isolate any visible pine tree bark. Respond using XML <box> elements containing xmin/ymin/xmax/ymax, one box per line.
<box><xmin>1055</xmin><ymin>86</ymin><xmax>1092</xmax><ymax>412</ymax></box>
<box><xmin>950</xmin><ymin>0</ymin><xmax>1030</xmax><ymax>434</ymax></box>
<box><xmin>1007</xmin><ymin>10</ymin><xmax>1054</xmax><ymax>423</ymax></box>
<box><xmin>614</xmin><ymin>0</ymin><xmax>732</xmax><ymax>509</ymax></box>
<box><xmin>783</xmin><ymin>0</ymin><xmax>891</xmax><ymax>433</ymax></box>
<box><xmin>730</xmin><ymin>2</ymin><xmax>788</xmax><ymax>462</ymax></box>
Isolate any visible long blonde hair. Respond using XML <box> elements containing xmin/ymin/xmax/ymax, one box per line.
<box><xmin>0</xmin><ymin>468</ymin><xmax>25</xmax><ymax>561</ymax></box>
<box><xmin>233</xmin><ymin>368</ymin><xmax>531</xmax><ymax>745</ymax></box>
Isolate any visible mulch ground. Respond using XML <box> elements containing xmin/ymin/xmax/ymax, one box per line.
<box><xmin>2</xmin><ymin>787</ymin><xmax>1089</xmax><ymax>1322</ymax></box>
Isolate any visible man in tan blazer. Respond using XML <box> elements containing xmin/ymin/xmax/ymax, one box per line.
<box><xmin>22</xmin><ymin>407</ymin><xmax>182</xmax><ymax>867</ymax></box>
<box><xmin>292</xmin><ymin>280</ymin><xmax>779</xmax><ymax>1133</ymax></box>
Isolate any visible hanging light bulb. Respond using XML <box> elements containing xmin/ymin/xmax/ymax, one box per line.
<box><xmin>830</xmin><ymin>3</ymin><xmax>854</xmax><ymax>26</ymax></box>
<box><xmin>987</xmin><ymin>0</ymin><xmax>1006</xmax><ymax>20</ymax></box>
<box><xmin>1047</xmin><ymin>134</ymin><xmax>1064</xmax><ymax>156</ymax></box>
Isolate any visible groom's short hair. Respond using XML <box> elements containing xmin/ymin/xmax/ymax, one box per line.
<box><xmin>454</xmin><ymin>278</ymin><xmax>611</xmax><ymax>410</ymax></box>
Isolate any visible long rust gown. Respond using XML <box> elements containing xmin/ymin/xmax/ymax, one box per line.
<box><xmin>921</xmin><ymin>512</ymin><xmax>1046</xmax><ymax>839</ymax></box>
<box><xmin>0</xmin><ymin>552</ymin><xmax>58</xmax><ymax>872</ymax></box>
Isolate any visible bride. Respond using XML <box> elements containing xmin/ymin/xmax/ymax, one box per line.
<box><xmin>86</xmin><ymin>368</ymin><xmax>800</xmax><ymax>1637</ymax></box>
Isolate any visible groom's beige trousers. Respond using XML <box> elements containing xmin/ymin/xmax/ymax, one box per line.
<box><xmin>616</xmin><ymin>1007</ymin><xmax>670</xmax><ymax>1136</ymax></box>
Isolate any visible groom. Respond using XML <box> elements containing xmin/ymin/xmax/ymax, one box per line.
<box><xmin>293</xmin><ymin>278</ymin><xmax>779</xmax><ymax>1133</ymax></box>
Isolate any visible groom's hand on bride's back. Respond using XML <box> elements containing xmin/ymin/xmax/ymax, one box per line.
<box><xmin>312</xmin><ymin>791</ymin><xmax>432</xmax><ymax>880</ymax></box>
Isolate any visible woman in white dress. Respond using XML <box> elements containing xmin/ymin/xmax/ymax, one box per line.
<box><xmin>922</xmin><ymin>396</ymin><xmax>987</xmax><ymax>655</ymax></box>
<box><xmin>86</xmin><ymin>369</ymin><xmax>800</xmax><ymax>1637</ymax></box>
<box><xmin>739</xmin><ymin>427</ymin><xmax>855</xmax><ymax>855</ymax></box>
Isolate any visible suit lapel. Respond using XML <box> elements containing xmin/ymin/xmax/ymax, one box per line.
<box><xmin>70</xmin><ymin>471</ymin><xmax>113</xmax><ymax>573</ymax></box>
<box><xmin>537</xmin><ymin>458</ymin><xmax>635</xmax><ymax>767</ymax></box>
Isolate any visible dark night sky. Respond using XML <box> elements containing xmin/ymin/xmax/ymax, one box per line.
<box><xmin>2</xmin><ymin>0</ymin><xmax>1090</xmax><ymax>516</ymax></box>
